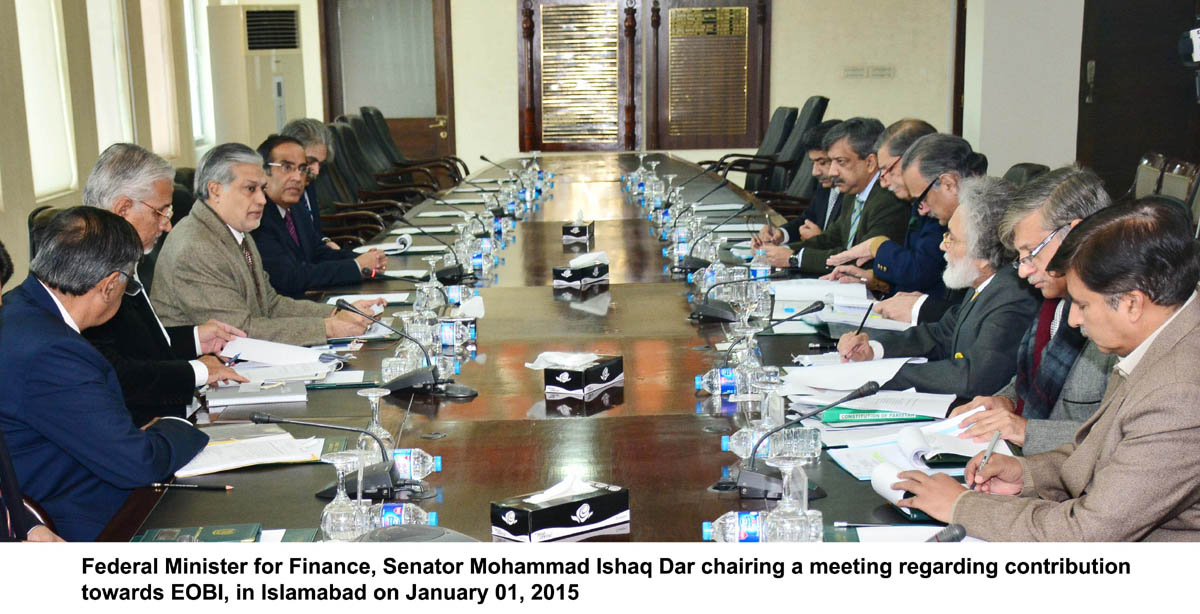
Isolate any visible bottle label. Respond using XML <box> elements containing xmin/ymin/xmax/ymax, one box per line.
<box><xmin>393</xmin><ymin>449</ymin><xmax>417</xmax><ymax>478</ymax></box>
<box><xmin>379</xmin><ymin>503</ymin><xmax>408</xmax><ymax>526</ymax></box>
<box><xmin>737</xmin><ymin>511</ymin><xmax>764</xmax><ymax>542</ymax></box>
<box><xmin>750</xmin><ymin>265</ymin><xmax>771</xmax><ymax>279</ymax></box>
<box><xmin>717</xmin><ymin>368</ymin><xmax>737</xmax><ymax>395</ymax></box>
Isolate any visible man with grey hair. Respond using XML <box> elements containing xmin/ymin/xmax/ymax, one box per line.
<box><xmin>280</xmin><ymin>118</ymin><xmax>338</xmax><ymax>250</ymax></box>
<box><xmin>948</xmin><ymin>167</ymin><xmax>1117</xmax><ymax>454</ymax></box>
<box><xmin>836</xmin><ymin>176</ymin><xmax>1040</xmax><ymax>398</ymax></box>
<box><xmin>0</xmin><ymin>207</ymin><xmax>208</xmax><ymax>540</ymax></box>
<box><xmin>151</xmin><ymin>143</ymin><xmax>381</xmax><ymax>346</ymax></box>
<box><xmin>81</xmin><ymin>143</ymin><xmax>247</xmax><ymax>426</ymax></box>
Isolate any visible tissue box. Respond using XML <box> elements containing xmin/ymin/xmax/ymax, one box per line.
<box><xmin>551</xmin><ymin>263</ymin><xmax>609</xmax><ymax>288</ymax></box>
<box><xmin>544</xmin><ymin>386</ymin><xmax>625</xmax><ymax>417</ymax></box>
<box><xmin>553</xmin><ymin>282</ymin><xmax>610</xmax><ymax>303</ymax></box>
<box><xmin>543</xmin><ymin>355</ymin><xmax>623</xmax><ymax>395</ymax></box>
<box><xmin>562</xmin><ymin>221</ymin><xmax>594</xmax><ymax>243</ymax></box>
<box><xmin>491</xmin><ymin>480</ymin><xmax>630</xmax><ymax>542</ymax></box>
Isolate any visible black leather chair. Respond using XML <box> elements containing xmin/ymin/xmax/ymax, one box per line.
<box><xmin>699</xmin><ymin>106</ymin><xmax>799</xmax><ymax>191</ymax></box>
<box><xmin>342</xmin><ymin>114</ymin><xmax>462</xmax><ymax>188</ymax></box>
<box><xmin>327</xmin><ymin>122</ymin><xmax>432</xmax><ymax>203</ymax></box>
<box><xmin>1002</xmin><ymin>163</ymin><xmax>1050</xmax><ymax>187</ymax></box>
<box><xmin>360</xmin><ymin>106</ymin><xmax>470</xmax><ymax>179</ymax></box>
<box><xmin>315</xmin><ymin>133</ymin><xmax>415</xmax><ymax>223</ymax></box>
<box><xmin>26</xmin><ymin>205</ymin><xmax>62</xmax><ymax>261</ymax></box>
<box><xmin>719</xmin><ymin>96</ymin><xmax>829</xmax><ymax>193</ymax></box>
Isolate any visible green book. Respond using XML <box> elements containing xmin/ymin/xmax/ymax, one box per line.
<box><xmin>820</xmin><ymin>408</ymin><xmax>936</xmax><ymax>425</ymax></box>
<box><xmin>139</xmin><ymin>523</ymin><xmax>262</xmax><ymax>542</ymax></box>
<box><xmin>307</xmin><ymin>371</ymin><xmax>382</xmax><ymax>390</ymax></box>
<box><xmin>280</xmin><ymin>528</ymin><xmax>320</xmax><ymax>542</ymax></box>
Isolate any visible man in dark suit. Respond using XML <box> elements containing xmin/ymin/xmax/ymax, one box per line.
<box><xmin>0</xmin><ymin>240</ymin><xmax>63</xmax><ymax>542</ymax></box>
<box><xmin>753</xmin><ymin>119</ymin><xmax>843</xmax><ymax>247</ymax></box>
<box><xmin>837</xmin><ymin>176</ymin><xmax>1040</xmax><ymax>398</ymax></box>
<box><xmin>761</xmin><ymin>118</ymin><xmax>910</xmax><ymax>275</ymax></box>
<box><xmin>80</xmin><ymin>143</ymin><xmax>246</xmax><ymax>426</ymax></box>
<box><xmin>0</xmin><ymin>208</ymin><xmax>208</xmax><ymax>541</ymax></box>
<box><xmin>251</xmin><ymin>135</ymin><xmax>387</xmax><ymax>299</ymax></box>
<box><xmin>281</xmin><ymin>118</ymin><xmax>340</xmax><ymax>251</ymax></box>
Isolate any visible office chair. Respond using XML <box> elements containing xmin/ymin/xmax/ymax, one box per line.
<box><xmin>715</xmin><ymin>96</ymin><xmax>829</xmax><ymax>192</ymax></box>
<box><xmin>360</xmin><ymin>106</ymin><xmax>470</xmax><ymax>179</ymax></box>
<box><xmin>1002</xmin><ymin>163</ymin><xmax>1050</xmax><ymax>187</ymax></box>
<box><xmin>698</xmin><ymin>106</ymin><xmax>799</xmax><ymax>191</ymax></box>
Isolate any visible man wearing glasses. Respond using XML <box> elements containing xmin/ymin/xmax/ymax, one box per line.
<box><xmin>0</xmin><ymin>208</ymin><xmax>208</xmax><ymax>540</ymax></box>
<box><xmin>837</xmin><ymin>176</ymin><xmax>1039</xmax><ymax>398</ymax></box>
<box><xmin>947</xmin><ymin>167</ymin><xmax>1117</xmax><ymax>455</ymax></box>
<box><xmin>251</xmin><ymin>135</ymin><xmax>387</xmax><ymax>299</ymax></box>
<box><xmin>80</xmin><ymin>143</ymin><xmax>246</xmax><ymax>427</ymax></box>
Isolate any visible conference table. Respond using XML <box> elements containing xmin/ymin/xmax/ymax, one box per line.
<box><xmin>99</xmin><ymin>153</ymin><xmax>911</xmax><ymax>542</ymax></box>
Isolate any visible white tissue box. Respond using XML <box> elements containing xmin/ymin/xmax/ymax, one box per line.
<box><xmin>562</xmin><ymin>221</ymin><xmax>594</xmax><ymax>243</ymax></box>
<box><xmin>543</xmin><ymin>355</ymin><xmax>623</xmax><ymax>395</ymax></box>
<box><xmin>551</xmin><ymin>263</ymin><xmax>609</xmax><ymax>288</ymax></box>
<box><xmin>490</xmin><ymin>481</ymin><xmax>630</xmax><ymax>542</ymax></box>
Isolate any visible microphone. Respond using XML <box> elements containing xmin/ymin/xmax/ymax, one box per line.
<box><xmin>334</xmin><ymin>300</ymin><xmax>477</xmax><ymax>400</ymax></box>
<box><xmin>391</xmin><ymin>216</ymin><xmax>470</xmax><ymax>284</ymax></box>
<box><xmin>479</xmin><ymin>155</ymin><xmax>518</xmax><ymax>177</ymax></box>
<box><xmin>668</xmin><ymin>178</ymin><xmax>732</xmax><ymax>229</ymax></box>
<box><xmin>736</xmin><ymin>381</ymin><xmax>881</xmax><ymax>499</ymax></box>
<box><xmin>675</xmin><ymin>163</ymin><xmax>721</xmax><ymax>192</ymax></box>
<box><xmin>925</xmin><ymin>524</ymin><xmax>967</xmax><ymax>542</ymax></box>
<box><xmin>675</xmin><ymin>200</ymin><xmax>753</xmax><ymax>272</ymax></box>
<box><xmin>689</xmin><ymin>270</ymin><xmax>794</xmax><ymax>323</ymax></box>
<box><xmin>426</xmin><ymin>195</ymin><xmax>489</xmax><ymax>237</ymax></box>
<box><xmin>250</xmin><ymin>412</ymin><xmax>399</xmax><ymax>500</ymax></box>
<box><xmin>721</xmin><ymin>301</ymin><xmax>823</xmax><ymax>367</ymax></box>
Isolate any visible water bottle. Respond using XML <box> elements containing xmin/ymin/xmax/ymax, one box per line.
<box><xmin>370</xmin><ymin>502</ymin><xmax>438</xmax><ymax>528</ymax></box>
<box><xmin>444</xmin><ymin>285</ymin><xmax>478</xmax><ymax>306</ymax></box>
<box><xmin>750</xmin><ymin>249</ymin><xmax>772</xmax><ymax>280</ymax></box>
<box><xmin>702</xmin><ymin>510</ymin><xmax>766</xmax><ymax>542</ymax></box>
<box><xmin>438</xmin><ymin>318</ymin><xmax>471</xmax><ymax>347</ymax></box>
<box><xmin>695</xmin><ymin>368</ymin><xmax>738</xmax><ymax>395</ymax></box>
<box><xmin>393</xmin><ymin>448</ymin><xmax>443</xmax><ymax>480</ymax></box>
<box><xmin>721</xmin><ymin>424</ymin><xmax>769</xmax><ymax>459</ymax></box>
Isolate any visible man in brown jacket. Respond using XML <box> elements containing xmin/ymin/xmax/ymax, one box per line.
<box><xmin>892</xmin><ymin>199</ymin><xmax>1200</xmax><ymax>541</ymax></box>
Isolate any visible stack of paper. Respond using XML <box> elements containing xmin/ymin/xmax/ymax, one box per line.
<box><xmin>205</xmin><ymin>381</ymin><xmax>308</xmax><ymax>407</ymax></box>
<box><xmin>693</xmin><ymin>203</ymin><xmax>750</xmax><ymax>213</ymax></box>
<box><xmin>230</xmin><ymin>362</ymin><xmax>335</xmax><ymax>385</ymax></box>
<box><xmin>390</xmin><ymin>226</ymin><xmax>455</xmax><ymax>235</ymax></box>
<box><xmin>175</xmin><ymin>433</ymin><xmax>324</xmax><ymax>477</ymax></box>
<box><xmin>324</xmin><ymin>292</ymin><xmax>410</xmax><ymax>306</ymax></box>
<box><xmin>780</xmin><ymin>358</ymin><xmax>918</xmax><ymax>392</ymax></box>
<box><xmin>771</xmin><ymin>279</ymin><xmax>870</xmax><ymax>304</ymax></box>
<box><xmin>222</xmin><ymin>337</ymin><xmax>327</xmax><ymax>365</ymax></box>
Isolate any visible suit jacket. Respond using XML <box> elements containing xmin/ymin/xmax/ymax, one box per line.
<box><xmin>995</xmin><ymin>338</ymin><xmax>1118</xmax><ymax>455</ymax></box>
<box><xmin>790</xmin><ymin>179</ymin><xmax>909</xmax><ymax>275</ymax></box>
<box><xmin>952</xmin><ymin>293</ymin><xmax>1200</xmax><ymax>541</ymax></box>
<box><xmin>0</xmin><ymin>428</ymin><xmax>40</xmax><ymax>541</ymax></box>
<box><xmin>301</xmin><ymin>185</ymin><xmax>324</xmax><ymax>238</ymax></box>
<box><xmin>873</xmin><ymin>205</ymin><xmax>947</xmax><ymax>296</ymax></box>
<box><xmin>151</xmin><ymin>200</ymin><xmax>333</xmax><ymax>346</ymax></box>
<box><xmin>916</xmin><ymin>289</ymin><xmax>964</xmax><ymax>323</ymax></box>
<box><xmin>250</xmin><ymin>195</ymin><xmax>360</xmax><ymax>299</ymax></box>
<box><xmin>83</xmin><ymin>286</ymin><xmax>198</xmax><ymax>426</ymax></box>
<box><xmin>874</xmin><ymin>267</ymin><xmax>1040</xmax><ymax>398</ymax></box>
<box><xmin>0</xmin><ymin>277</ymin><xmax>208</xmax><ymax>541</ymax></box>
<box><xmin>781</xmin><ymin>185</ymin><xmax>841</xmax><ymax>240</ymax></box>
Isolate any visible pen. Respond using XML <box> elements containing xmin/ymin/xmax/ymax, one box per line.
<box><xmin>152</xmin><ymin>483</ymin><xmax>234</xmax><ymax>491</ymax></box>
<box><xmin>223</xmin><ymin>353</ymin><xmax>241</xmax><ymax>367</ymax></box>
<box><xmin>974</xmin><ymin>431</ymin><xmax>1003</xmax><ymax>491</ymax></box>
<box><xmin>833</xmin><ymin>522</ymin><xmax>893</xmax><ymax>528</ymax></box>
<box><xmin>258</xmin><ymin>381</ymin><xmax>285</xmax><ymax>390</ymax></box>
<box><xmin>854</xmin><ymin>303</ymin><xmax>875</xmax><ymax>336</ymax></box>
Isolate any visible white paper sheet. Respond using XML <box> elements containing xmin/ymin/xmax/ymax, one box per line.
<box><xmin>780</xmin><ymin>357</ymin><xmax>916</xmax><ymax>392</ymax></box>
<box><xmin>176</xmin><ymin>434</ymin><xmax>323</xmax><ymax>477</ymax></box>
<box><xmin>766</xmin><ymin>320</ymin><xmax>820</xmax><ymax>335</ymax></box>
<box><xmin>221</xmin><ymin>337</ymin><xmax>326</xmax><ymax>366</ymax></box>
<box><xmin>405</xmin><ymin>245</ymin><xmax>448</xmax><ymax>253</ymax></box>
<box><xmin>390</xmin><ymin>226</ymin><xmax>455</xmax><ymax>235</ymax></box>
<box><xmin>707</xmin><ymin>222</ymin><xmax>761</xmax><ymax>232</ymax></box>
<box><xmin>206</xmin><ymin>381</ymin><xmax>308</xmax><ymax>407</ymax></box>
<box><xmin>820</xmin><ymin>307</ymin><xmax>914</xmax><ymax>331</ymax></box>
<box><xmin>230</xmin><ymin>362</ymin><xmax>334</xmax><ymax>384</ymax></box>
<box><xmin>383</xmin><ymin>269</ymin><xmax>429</xmax><ymax>279</ymax></box>
<box><xmin>693</xmin><ymin>203</ymin><xmax>751</xmax><ymax>213</ymax></box>
<box><xmin>855</xmin><ymin>525</ymin><xmax>987</xmax><ymax>543</ymax></box>
<box><xmin>771</xmin><ymin>278</ymin><xmax>870</xmax><ymax>303</ymax></box>
<box><xmin>416</xmin><ymin>211</ymin><xmax>469</xmax><ymax>218</ymax></box>
<box><xmin>324</xmin><ymin>293</ymin><xmax>410</xmax><ymax>305</ymax></box>
<box><xmin>321</xmin><ymin>370</ymin><xmax>366</xmax><ymax>385</ymax></box>
<box><xmin>828</xmin><ymin>408</ymin><xmax>1011</xmax><ymax>480</ymax></box>
<box><xmin>789</xmin><ymin>389</ymin><xmax>956</xmax><ymax>419</ymax></box>
<box><xmin>352</xmin><ymin>243</ymin><xmax>406</xmax><ymax>255</ymax></box>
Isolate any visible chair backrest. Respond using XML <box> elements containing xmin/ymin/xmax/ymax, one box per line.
<box><xmin>1133</xmin><ymin>152</ymin><xmax>1166</xmax><ymax>199</ymax></box>
<box><xmin>361</xmin><ymin>106</ymin><xmax>407</xmax><ymax>165</ymax></box>
<box><xmin>767</xmin><ymin>96</ymin><xmax>829</xmax><ymax>191</ymax></box>
<box><xmin>328</xmin><ymin>122</ymin><xmax>381</xmax><ymax>193</ymax></box>
<box><xmin>26</xmin><ymin>205</ymin><xmax>62</xmax><ymax>261</ymax></box>
<box><xmin>784</xmin><ymin>155</ymin><xmax>816</xmax><ymax>199</ymax></box>
<box><xmin>174</xmin><ymin>167</ymin><xmax>196</xmax><ymax>195</ymax></box>
<box><xmin>170</xmin><ymin>183</ymin><xmax>194</xmax><ymax>225</ymax></box>
<box><xmin>347</xmin><ymin>114</ymin><xmax>395</xmax><ymax>174</ymax></box>
<box><xmin>1002</xmin><ymin>163</ymin><xmax>1050</xmax><ymax>187</ymax></box>
<box><xmin>744</xmin><ymin>106</ymin><xmax>798</xmax><ymax>192</ymax></box>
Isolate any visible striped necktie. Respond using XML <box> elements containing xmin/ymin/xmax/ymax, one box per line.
<box><xmin>240</xmin><ymin>242</ymin><xmax>266</xmax><ymax>310</ymax></box>
<box><xmin>846</xmin><ymin>196</ymin><xmax>867</xmax><ymax>249</ymax></box>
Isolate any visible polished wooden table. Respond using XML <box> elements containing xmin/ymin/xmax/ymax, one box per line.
<box><xmin>100</xmin><ymin>153</ymin><xmax>907</xmax><ymax>542</ymax></box>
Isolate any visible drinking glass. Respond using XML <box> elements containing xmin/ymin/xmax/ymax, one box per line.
<box><xmin>320</xmin><ymin>450</ymin><xmax>370</xmax><ymax>541</ymax></box>
<box><xmin>763</xmin><ymin>428</ymin><xmax>822</xmax><ymax>542</ymax></box>
<box><xmin>357</xmin><ymin>388</ymin><xmax>394</xmax><ymax>459</ymax></box>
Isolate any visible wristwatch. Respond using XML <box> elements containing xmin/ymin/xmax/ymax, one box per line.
<box><xmin>787</xmin><ymin>255</ymin><xmax>799</xmax><ymax>268</ymax></box>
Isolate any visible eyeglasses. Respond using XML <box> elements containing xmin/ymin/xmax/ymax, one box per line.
<box><xmin>941</xmin><ymin>231</ymin><xmax>961</xmax><ymax>248</ymax></box>
<box><xmin>1012</xmin><ymin>224</ymin><xmax>1071</xmax><ymax>270</ymax></box>
<box><xmin>880</xmin><ymin>155</ymin><xmax>901</xmax><ymax>178</ymax></box>
<box><xmin>115</xmin><ymin>270</ymin><xmax>143</xmax><ymax>296</ymax></box>
<box><xmin>267</xmin><ymin>161</ymin><xmax>310</xmax><ymax>177</ymax></box>
<box><xmin>136</xmin><ymin>200</ymin><xmax>173</xmax><ymax>222</ymax></box>
<box><xmin>914</xmin><ymin>176</ymin><xmax>940</xmax><ymax>206</ymax></box>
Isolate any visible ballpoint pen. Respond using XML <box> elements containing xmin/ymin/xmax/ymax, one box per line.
<box><xmin>223</xmin><ymin>353</ymin><xmax>241</xmax><ymax>367</ymax></box>
<box><xmin>974</xmin><ymin>431</ymin><xmax>1003</xmax><ymax>491</ymax></box>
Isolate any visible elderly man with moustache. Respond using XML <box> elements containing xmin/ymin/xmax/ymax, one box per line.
<box><xmin>79</xmin><ymin>143</ymin><xmax>247</xmax><ymax>426</ymax></box>
<box><xmin>0</xmin><ymin>209</ymin><xmax>208</xmax><ymax>540</ymax></box>
<box><xmin>151</xmin><ymin>143</ymin><xmax>382</xmax><ymax>346</ymax></box>
<box><xmin>759</xmin><ymin>117</ymin><xmax>910</xmax><ymax>274</ymax></box>
<box><xmin>949</xmin><ymin>167</ymin><xmax>1118</xmax><ymax>455</ymax></box>
<box><xmin>250</xmin><ymin>134</ymin><xmax>387</xmax><ymax>299</ymax></box>
<box><xmin>893</xmin><ymin>199</ymin><xmax>1200</xmax><ymax>541</ymax></box>
<box><xmin>836</xmin><ymin>176</ymin><xmax>1039</xmax><ymax>399</ymax></box>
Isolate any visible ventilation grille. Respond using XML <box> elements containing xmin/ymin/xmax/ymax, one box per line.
<box><xmin>246</xmin><ymin>9</ymin><xmax>299</xmax><ymax>50</ymax></box>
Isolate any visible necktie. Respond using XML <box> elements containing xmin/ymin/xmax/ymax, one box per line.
<box><xmin>240</xmin><ymin>242</ymin><xmax>266</xmax><ymax>310</ymax></box>
<box><xmin>846</xmin><ymin>197</ymin><xmax>866</xmax><ymax>249</ymax></box>
<box><xmin>283</xmin><ymin>208</ymin><xmax>301</xmax><ymax>246</ymax></box>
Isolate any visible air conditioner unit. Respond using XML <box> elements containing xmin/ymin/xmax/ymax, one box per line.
<box><xmin>207</xmin><ymin>5</ymin><xmax>306</xmax><ymax>146</ymax></box>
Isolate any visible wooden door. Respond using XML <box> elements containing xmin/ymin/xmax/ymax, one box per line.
<box><xmin>323</xmin><ymin>0</ymin><xmax>455</xmax><ymax>158</ymax></box>
<box><xmin>1077</xmin><ymin>0</ymin><xmax>1200</xmax><ymax>194</ymax></box>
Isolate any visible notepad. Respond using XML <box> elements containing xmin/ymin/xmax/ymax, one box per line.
<box><xmin>405</xmin><ymin>244</ymin><xmax>448</xmax><ymax>253</ymax></box>
<box><xmin>324</xmin><ymin>292</ymin><xmax>410</xmax><ymax>305</ymax></box>
<box><xmin>390</xmin><ymin>226</ymin><xmax>455</xmax><ymax>235</ymax></box>
<box><xmin>175</xmin><ymin>433</ymin><xmax>324</xmax><ymax>477</ymax></box>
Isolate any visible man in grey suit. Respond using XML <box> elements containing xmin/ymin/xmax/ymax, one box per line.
<box><xmin>151</xmin><ymin>143</ymin><xmax>380</xmax><ymax>346</ymax></box>
<box><xmin>893</xmin><ymin>199</ymin><xmax>1200</xmax><ymax>541</ymax></box>
<box><xmin>951</xmin><ymin>167</ymin><xmax>1117</xmax><ymax>455</ymax></box>
<box><xmin>837</xmin><ymin>176</ymin><xmax>1040</xmax><ymax>399</ymax></box>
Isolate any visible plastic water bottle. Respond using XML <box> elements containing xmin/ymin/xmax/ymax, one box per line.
<box><xmin>721</xmin><ymin>424</ymin><xmax>769</xmax><ymax>459</ymax></box>
<box><xmin>370</xmin><ymin>503</ymin><xmax>438</xmax><ymax>528</ymax></box>
<box><xmin>392</xmin><ymin>448</ymin><xmax>442</xmax><ymax>480</ymax></box>
<box><xmin>702</xmin><ymin>510</ymin><xmax>766</xmax><ymax>542</ymax></box>
<box><xmin>695</xmin><ymin>368</ymin><xmax>738</xmax><ymax>395</ymax></box>
<box><xmin>749</xmin><ymin>249</ymin><xmax>772</xmax><ymax>280</ymax></box>
<box><xmin>444</xmin><ymin>285</ymin><xmax>478</xmax><ymax>306</ymax></box>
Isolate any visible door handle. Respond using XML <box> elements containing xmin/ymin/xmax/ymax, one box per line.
<box><xmin>428</xmin><ymin>115</ymin><xmax>447</xmax><ymax>129</ymax></box>
<box><xmin>1084</xmin><ymin>60</ymin><xmax>1096</xmax><ymax>104</ymax></box>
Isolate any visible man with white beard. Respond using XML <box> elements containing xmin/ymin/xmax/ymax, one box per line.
<box><xmin>837</xmin><ymin>176</ymin><xmax>1040</xmax><ymax>398</ymax></box>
